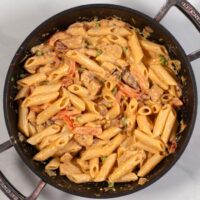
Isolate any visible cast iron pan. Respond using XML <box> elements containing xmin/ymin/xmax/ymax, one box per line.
<box><xmin>0</xmin><ymin>0</ymin><xmax>200</xmax><ymax>199</ymax></box>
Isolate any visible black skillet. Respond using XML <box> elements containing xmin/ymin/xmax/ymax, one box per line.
<box><xmin>0</xmin><ymin>0</ymin><xmax>200</xmax><ymax>199</ymax></box>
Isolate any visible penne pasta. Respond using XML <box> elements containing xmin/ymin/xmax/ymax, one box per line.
<box><xmin>16</xmin><ymin>18</ymin><xmax>183</xmax><ymax>184</ymax></box>
<box><xmin>150</xmin><ymin>64</ymin><xmax>177</xmax><ymax>86</ymax></box>
<box><xmin>17</xmin><ymin>73</ymin><xmax>46</xmax><ymax>87</ymax></box>
<box><xmin>96</xmin><ymin>127</ymin><xmax>121</xmax><ymax>140</ymax></box>
<box><xmin>161</xmin><ymin>108</ymin><xmax>177</xmax><ymax>143</ymax></box>
<box><xmin>27</xmin><ymin>124</ymin><xmax>61</xmax><ymax>145</ymax></box>
<box><xmin>136</xmin><ymin>115</ymin><xmax>153</xmax><ymax>136</ymax></box>
<box><xmin>106</xmin><ymin>102</ymin><xmax>120</xmax><ymax>120</ymax></box>
<box><xmin>67</xmin><ymin>50</ymin><xmax>105</xmax><ymax>74</ymax></box>
<box><xmin>109</xmin><ymin>153</ymin><xmax>141</xmax><ymax>182</ymax></box>
<box><xmin>15</xmin><ymin>87</ymin><xmax>29</xmax><ymax>100</ymax></box>
<box><xmin>134</xmin><ymin>129</ymin><xmax>165</xmax><ymax>152</ymax></box>
<box><xmin>22</xmin><ymin>92</ymin><xmax>59</xmax><ymax>107</ymax></box>
<box><xmin>18</xmin><ymin>105</ymin><xmax>29</xmax><ymax>137</ymax></box>
<box><xmin>89</xmin><ymin>158</ymin><xmax>99</xmax><ymax>178</ymax></box>
<box><xmin>45</xmin><ymin>157</ymin><xmax>60</xmax><ymax>170</ymax></box>
<box><xmin>137</xmin><ymin>153</ymin><xmax>165</xmax><ymax>177</ymax></box>
<box><xmin>34</xmin><ymin>135</ymin><xmax>69</xmax><ymax>161</ymax></box>
<box><xmin>114</xmin><ymin>173</ymin><xmax>138</xmax><ymax>182</ymax></box>
<box><xmin>31</xmin><ymin>83</ymin><xmax>61</xmax><ymax>96</ymax></box>
<box><xmin>153</xmin><ymin>104</ymin><xmax>171</xmax><ymax>136</ymax></box>
<box><xmin>95</xmin><ymin>153</ymin><xmax>117</xmax><ymax>182</ymax></box>
<box><xmin>128</xmin><ymin>31</ymin><xmax>143</xmax><ymax>64</ymax></box>
<box><xmin>36</xmin><ymin>97</ymin><xmax>70</xmax><ymax>124</ymax></box>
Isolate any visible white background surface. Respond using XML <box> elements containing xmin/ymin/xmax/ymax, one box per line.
<box><xmin>0</xmin><ymin>0</ymin><xmax>200</xmax><ymax>200</ymax></box>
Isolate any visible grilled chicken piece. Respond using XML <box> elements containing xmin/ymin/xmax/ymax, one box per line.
<box><xmin>122</xmin><ymin>69</ymin><xmax>140</xmax><ymax>91</ymax></box>
<box><xmin>74</xmin><ymin>134</ymin><xmax>93</xmax><ymax>147</ymax></box>
<box><xmin>149</xmin><ymin>85</ymin><xmax>163</xmax><ymax>102</ymax></box>
<box><xmin>89</xmin><ymin>79</ymin><xmax>102</xmax><ymax>96</ymax></box>
<box><xmin>62</xmin><ymin>35</ymin><xmax>85</xmax><ymax>49</ymax></box>
<box><xmin>81</xmin><ymin>70</ymin><xmax>94</xmax><ymax>87</ymax></box>
<box><xmin>54</xmin><ymin>41</ymin><xmax>67</xmax><ymax>52</ymax></box>
<box><xmin>81</xmin><ymin>70</ymin><xmax>102</xmax><ymax>96</ymax></box>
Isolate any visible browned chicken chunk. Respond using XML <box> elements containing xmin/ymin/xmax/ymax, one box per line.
<box><xmin>122</xmin><ymin>69</ymin><xmax>140</xmax><ymax>91</ymax></box>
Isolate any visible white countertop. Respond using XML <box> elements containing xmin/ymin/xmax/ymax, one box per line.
<box><xmin>0</xmin><ymin>0</ymin><xmax>200</xmax><ymax>199</ymax></box>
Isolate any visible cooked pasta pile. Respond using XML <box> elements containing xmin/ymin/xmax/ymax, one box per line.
<box><xmin>16</xmin><ymin>18</ymin><xmax>183</xmax><ymax>184</ymax></box>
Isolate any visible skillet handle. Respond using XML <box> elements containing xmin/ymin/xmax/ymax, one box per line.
<box><xmin>155</xmin><ymin>0</ymin><xmax>200</xmax><ymax>61</ymax></box>
<box><xmin>0</xmin><ymin>140</ymin><xmax>46</xmax><ymax>200</ymax></box>
<box><xmin>176</xmin><ymin>0</ymin><xmax>200</xmax><ymax>32</ymax></box>
<box><xmin>0</xmin><ymin>171</ymin><xmax>25</xmax><ymax>200</ymax></box>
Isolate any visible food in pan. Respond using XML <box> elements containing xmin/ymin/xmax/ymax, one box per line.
<box><xmin>15</xmin><ymin>18</ymin><xmax>183</xmax><ymax>184</ymax></box>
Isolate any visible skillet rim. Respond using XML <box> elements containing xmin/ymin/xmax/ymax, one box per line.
<box><xmin>3</xmin><ymin>3</ymin><xmax>198</xmax><ymax>198</ymax></box>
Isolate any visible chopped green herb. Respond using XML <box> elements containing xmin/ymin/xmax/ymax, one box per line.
<box><xmin>122</xmin><ymin>47</ymin><xmax>128</xmax><ymax>54</ymax></box>
<box><xmin>19</xmin><ymin>73</ymin><xmax>26</xmax><ymax>78</ymax></box>
<box><xmin>76</xmin><ymin>115</ymin><xmax>81</xmax><ymax>122</ymax></box>
<box><xmin>159</xmin><ymin>54</ymin><xmax>168</xmax><ymax>66</ymax></box>
<box><xmin>117</xmin><ymin>74</ymin><xmax>122</xmax><ymax>80</ymax></box>
<box><xmin>35</xmin><ymin>50</ymin><xmax>43</xmax><ymax>56</ymax></box>
<box><xmin>78</xmin><ymin>67</ymin><xmax>85</xmax><ymax>73</ymax></box>
<box><xmin>100</xmin><ymin>156</ymin><xmax>107</xmax><ymax>163</ymax></box>
<box><xmin>11</xmin><ymin>77</ymin><xmax>15</xmax><ymax>82</ymax></box>
<box><xmin>95</xmin><ymin>21</ymin><xmax>100</xmax><ymax>28</ymax></box>
<box><xmin>108</xmin><ymin>182</ymin><xmax>115</xmax><ymax>188</ymax></box>
<box><xmin>120</xmin><ymin>117</ymin><xmax>127</xmax><ymax>127</ymax></box>
<box><xmin>94</xmin><ymin>16</ymin><xmax>98</xmax><ymax>21</ymax></box>
<box><xmin>111</xmin><ymin>87</ymin><xmax>118</xmax><ymax>94</ymax></box>
<box><xmin>40</xmin><ymin>80</ymin><xmax>49</xmax><ymax>85</ymax></box>
<box><xmin>96</xmin><ymin>49</ymin><xmax>103</xmax><ymax>57</ymax></box>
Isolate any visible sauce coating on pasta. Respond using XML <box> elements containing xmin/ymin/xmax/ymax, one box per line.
<box><xmin>16</xmin><ymin>18</ymin><xmax>183</xmax><ymax>185</ymax></box>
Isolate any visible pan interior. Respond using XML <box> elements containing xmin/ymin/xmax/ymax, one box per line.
<box><xmin>4</xmin><ymin>4</ymin><xmax>197</xmax><ymax>198</ymax></box>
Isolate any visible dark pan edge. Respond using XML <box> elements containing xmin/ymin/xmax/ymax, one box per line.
<box><xmin>3</xmin><ymin>3</ymin><xmax>198</xmax><ymax>198</ymax></box>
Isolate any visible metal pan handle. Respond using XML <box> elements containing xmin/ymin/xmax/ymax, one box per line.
<box><xmin>0</xmin><ymin>140</ymin><xmax>46</xmax><ymax>200</ymax></box>
<box><xmin>155</xmin><ymin>0</ymin><xmax>200</xmax><ymax>61</ymax></box>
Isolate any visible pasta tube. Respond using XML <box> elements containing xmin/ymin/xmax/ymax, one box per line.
<box><xmin>22</xmin><ymin>92</ymin><xmax>59</xmax><ymax>107</ymax></box>
<box><xmin>18</xmin><ymin>105</ymin><xmax>29</xmax><ymax>137</ymax></box>
<box><xmin>36</xmin><ymin>97</ymin><xmax>69</xmax><ymax>124</ymax></box>
<box><xmin>34</xmin><ymin>135</ymin><xmax>69</xmax><ymax>161</ymax></box>
<box><xmin>153</xmin><ymin>104</ymin><xmax>171</xmax><ymax>136</ymax></box>
<box><xmin>161</xmin><ymin>108</ymin><xmax>177</xmax><ymax>143</ymax></box>
<box><xmin>76</xmin><ymin>113</ymin><xmax>102</xmax><ymax>125</ymax></box>
<box><xmin>134</xmin><ymin>130</ymin><xmax>165</xmax><ymax>152</ymax></box>
<box><xmin>66</xmin><ymin>50</ymin><xmax>105</xmax><ymax>74</ymax></box>
<box><xmin>31</xmin><ymin>83</ymin><xmax>61</xmax><ymax>96</ymax></box>
<box><xmin>137</xmin><ymin>153</ymin><xmax>165</xmax><ymax>177</ymax></box>
<box><xmin>109</xmin><ymin>154</ymin><xmax>141</xmax><ymax>182</ymax></box>
<box><xmin>89</xmin><ymin>158</ymin><xmax>99</xmax><ymax>178</ymax></box>
<box><xmin>17</xmin><ymin>73</ymin><xmax>46</xmax><ymax>87</ymax></box>
<box><xmin>45</xmin><ymin>157</ymin><xmax>60</xmax><ymax>170</ymax></box>
<box><xmin>150</xmin><ymin>64</ymin><xmax>177</xmax><ymax>86</ymax></box>
<box><xmin>27</xmin><ymin>124</ymin><xmax>61</xmax><ymax>145</ymax></box>
<box><xmin>136</xmin><ymin>115</ymin><xmax>153</xmax><ymax>136</ymax></box>
<box><xmin>96</xmin><ymin>127</ymin><xmax>122</xmax><ymax>140</ymax></box>
<box><xmin>95</xmin><ymin>153</ymin><xmax>117</xmax><ymax>182</ymax></box>
<box><xmin>128</xmin><ymin>31</ymin><xmax>143</xmax><ymax>63</ymax></box>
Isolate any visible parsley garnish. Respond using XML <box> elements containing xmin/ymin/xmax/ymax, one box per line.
<box><xmin>159</xmin><ymin>54</ymin><xmax>168</xmax><ymax>66</ymax></box>
<box><xmin>120</xmin><ymin>117</ymin><xmax>127</xmax><ymax>127</ymax></box>
<box><xmin>35</xmin><ymin>50</ymin><xmax>43</xmax><ymax>56</ymax></box>
<box><xmin>11</xmin><ymin>77</ymin><xmax>15</xmax><ymax>82</ymax></box>
<box><xmin>94</xmin><ymin>17</ymin><xmax>100</xmax><ymax>28</ymax></box>
<box><xmin>100</xmin><ymin>156</ymin><xmax>107</xmax><ymax>163</ymax></box>
<box><xmin>108</xmin><ymin>182</ymin><xmax>115</xmax><ymax>188</ymax></box>
<box><xmin>76</xmin><ymin>115</ymin><xmax>81</xmax><ymax>122</ymax></box>
<box><xmin>19</xmin><ymin>73</ymin><xmax>26</xmax><ymax>78</ymax></box>
<box><xmin>122</xmin><ymin>47</ymin><xmax>128</xmax><ymax>54</ymax></box>
<box><xmin>95</xmin><ymin>21</ymin><xmax>100</xmax><ymax>28</ymax></box>
<box><xmin>78</xmin><ymin>67</ymin><xmax>85</xmax><ymax>73</ymax></box>
<box><xmin>111</xmin><ymin>87</ymin><xmax>117</xmax><ymax>94</ymax></box>
<box><xmin>96</xmin><ymin>49</ymin><xmax>103</xmax><ymax>57</ymax></box>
